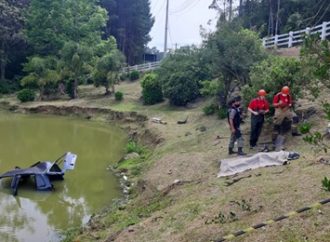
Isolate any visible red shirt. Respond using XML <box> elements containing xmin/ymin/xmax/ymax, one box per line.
<box><xmin>248</xmin><ymin>98</ymin><xmax>270</xmax><ymax>112</ymax></box>
<box><xmin>273</xmin><ymin>92</ymin><xmax>292</xmax><ymax>108</ymax></box>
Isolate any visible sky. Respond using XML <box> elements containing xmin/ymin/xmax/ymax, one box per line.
<box><xmin>148</xmin><ymin>0</ymin><xmax>219</xmax><ymax>51</ymax></box>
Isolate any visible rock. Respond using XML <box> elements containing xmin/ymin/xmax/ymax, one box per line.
<box><xmin>151</xmin><ymin>117</ymin><xmax>167</xmax><ymax>124</ymax></box>
<box><xmin>185</xmin><ymin>132</ymin><xmax>192</xmax><ymax>136</ymax></box>
<box><xmin>316</xmin><ymin>156</ymin><xmax>330</xmax><ymax>165</ymax></box>
<box><xmin>124</xmin><ymin>152</ymin><xmax>140</xmax><ymax>160</ymax></box>
<box><xmin>295</xmin><ymin>104</ymin><xmax>318</xmax><ymax>120</ymax></box>
<box><xmin>196</xmin><ymin>126</ymin><xmax>207</xmax><ymax>132</ymax></box>
<box><xmin>177</xmin><ymin>116</ymin><xmax>188</xmax><ymax>124</ymax></box>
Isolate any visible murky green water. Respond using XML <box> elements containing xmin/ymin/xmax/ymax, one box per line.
<box><xmin>0</xmin><ymin>112</ymin><xmax>127</xmax><ymax>242</ymax></box>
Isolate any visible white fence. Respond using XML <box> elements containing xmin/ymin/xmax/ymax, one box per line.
<box><xmin>121</xmin><ymin>61</ymin><xmax>161</xmax><ymax>73</ymax></box>
<box><xmin>263</xmin><ymin>21</ymin><xmax>330</xmax><ymax>48</ymax></box>
<box><xmin>123</xmin><ymin>21</ymin><xmax>330</xmax><ymax>72</ymax></box>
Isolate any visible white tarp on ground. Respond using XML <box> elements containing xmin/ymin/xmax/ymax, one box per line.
<box><xmin>218</xmin><ymin>151</ymin><xmax>291</xmax><ymax>177</ymax></box>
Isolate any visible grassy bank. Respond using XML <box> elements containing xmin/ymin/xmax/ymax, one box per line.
<box><xmin>1</xmin><ymin>80</ymin><xmax>330</xmax><ymax>242</ymax></box>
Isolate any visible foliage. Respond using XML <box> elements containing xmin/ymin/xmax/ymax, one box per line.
<box><xmin>158</xmin><ymin>46</ymin><xmax>212</xmax><ymax>106</ymax></box>
<box><xmin>235</xmin><ymin>0</ymin><xmax>330</xmax><ymax>36</ymax></box>
<box><xmin>206</xmin><ymin>22</ymin><xmax>266</xmax><ymax>106</ymax></box>
<box><xmin>0</xmin><ymin>0</ymin><xmax>25</xmax><ymax>81</ymax></box>
<box><xmin>0</xmin><ymin>79</ymin><xmax>20</xmax><ymax>94</ymax></box>
<box><xmin>217</xmin><ymin>106</ymin><xmax>228</xmax><ymax>120</ymax></box>
<box><xmin>200</xmin><ymin>79</ymin><xmax>222</xmax><ymax>97</ymax></box>
<box><xmin>100</xmin><ymin>0</ymin><xmax>154</xmax><ymax>65</ymax></box>
<box><xmin>93</xmin><ymin>39</ymin><xmax>124</xmax><ymax>95</ymax></box>
<box><xmin>303</xmin><ymin>131</ymin><xmax>329</xmax><ymax>154</ymax></box>
<box><xmin>203</xmin><ymin>104</ymin><xmax>217</xmax><ymax>116</ymax></box>
<box><xmin>21</xmin><ymin>56</ymin><xmax>60</xmax><ymax>99</ymax></box>
<box><xmin>141</xmin><ymin>73</ymin><xmax>163</xmax><ymax>105</ymax></box>
<box><xmin>24</xmin><ymin>0</ymin><xmax>110</xmax><ymax>99</ymax></box>
<box><xmin>120</xmin><ymin>73</ymin><xmax>127</xmax><ymax>81</ymax></box>
<box><xmin>300</xmin><ymin>36</ymin><xmax>330</xmax><ymax>89</ymax></box>
<box><xmin>115</xmin><ymin>91</ymin><xmax>123</xmax><ymax>101</ymax></box>
<box><xmin>242</xmin><ymin>56</ymin><xmax>302</xmax><ymax>108</ymax></box>
<box><xmin>323</xmin><ymin>102</ymin><xmax>330</xmax><ymax>121</ymax></box>
<box><xmin>322</xmin><ymin>177</ymin><xmax>330</xmax><ymax>192</ymax></box>
<box><xmin>17</xmin><ymin>89</ymin><xmax>35</xmax><ymax>102</ymax></box>
<box><xmin>298</xmin><ymin>122</ymin><xmax>312</xmax><ymax>134</ymax></box>
<box><xmin>126</xmin><ymin>140</ymin><xmax>144</xmax><ymax>155</ymax></box>
<box><xmin>129</xmin><ymin>71</ymin><xmax>140</xmax><ymax>81</ymax></box>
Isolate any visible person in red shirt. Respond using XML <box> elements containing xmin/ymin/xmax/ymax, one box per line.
<box><xmin>248</xmin><ymin>89</ymin><xmax>270</xmax><ymax>149</ymax></box>
<box><xmin>272</xmin><ymin>86</ymin><xmax>300</xmax><ymax>148</ymax></box>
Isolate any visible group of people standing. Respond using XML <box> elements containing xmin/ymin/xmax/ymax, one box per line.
<box><xmin>227</xmin><ymin>86</ymin><xmax>300</xmax><ymax>156</ymax></box>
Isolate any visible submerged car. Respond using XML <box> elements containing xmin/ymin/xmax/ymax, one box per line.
<box><xmin>0</xmin><ymin>152</ymin><xmax>77</xmax><ymax>196</ymax></box>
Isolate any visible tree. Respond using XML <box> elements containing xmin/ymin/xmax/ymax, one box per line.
<box><xmin>300</xmin><ymin>36</ymin><xmax>330</xmax><ymax>89</ymax></box>
<box><xmin>58</xmin><ymin>42</ymin><xmax>94</xmax><ymax>98</ymax></box>
<box><xmin>24</xmin><ymin>0</ymin><xmax>109</xmax><ymax>98</ymax></box>
<box><xmin>0</xmin><ymin>0</ymin><xmax>25</xmax><ymax>81</ymax></box>
<box><xmin>157</xmin><ymin>46</ymin><xmax>212</xmax><ymax>106</ymax></box>
<box><xmin>100</xmin><ymin>0</ymin><xmax>154</xmax><ymax>65</ymax></box>
<box><xmin>235</xmin><ymin>0</ymin><xmax>330</xmax><ymax>37</ymax></box>
<box><xmin>206</xmin><ymin>22</ymin><xmax>266</xmax><ymax>106</ymax></box>
<box><xmin>242</xmin><ymin>56</ymin><xmax>302</xmax><ymax>107</ymax></box>
<box><xmin>25</xmin><ymin>0</ymin><xmax>68</xmax><ymax>56</ymax></box>
<box><xmin>21</xmin><ymin>56</ymin><xmax>60</xmax><ymax>100</ymax></box>
<box><xmin>92</xmin><ymin>38</ymin><xmax>124</xmax><ymax>95</ymax></box>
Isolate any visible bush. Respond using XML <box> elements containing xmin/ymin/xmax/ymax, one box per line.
<box><xmin>141</xmin><ymin>73</ymin><xmax>163</xmax><ymax>105</ymax></box>
<box><xmin>126</xmin><ymin>141</ymin><xmax>144</xmax><ymax>154</ymax></box>
<box><xmin>217</xmin><ymin>106</ymin><xmax>228</xmax><ymax>119</ymax></box>
<box><xmin>130</xmin><ymin>71</ymin><xmax>140</xmax><ymax>81</ymax></box>
<box><xmin>0</xmin><ymin>79</ymin><xmax>20</xmax><ymax>94</ymax></box>
<box><xmin>17</xmin><ymin>89</ymin><xmax>35</xmax><ymax>102</ymax></box>
<box><xmin>322</xmin><ymin>177</ymin><xmax>330</xmax><ymax>191</ymax></box>
<box><xmin>162</xmin><ymin>72</ymin><xmax>199</xmax><ymax>106</ymax></box>
<box><xmin>242</xmin><ymin>56</ymin><xmax>302</xmax><ymax>107</ymax></box>
<box><xmin>203</xmin><ymin>104</ymin><xmax>217</xmax><ymax>115</ymax></box>
<box><xmin>157</xmin><ymin>46</ymin><xmax>211</xmax><ymax>106</ymax></box>
<box><xmin>115</xmin><ymin>91</ymin><xmax>123</xmax><ymax>101</ymax></box>
<box><xmin>298</xmin><ymin>122</ymin><xmax>312</xmax><ymax>134</ymax></box>
<box><xmin>323</xmin><ymin>102</ymin><xmax>330</xmax><ymax>121</ymax></box>
<box><xmin>120</xmin><ymin>73</ymin><xmax>127</xmax><ymax>81</ymax></box>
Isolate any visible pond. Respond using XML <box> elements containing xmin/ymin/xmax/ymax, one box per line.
<box><xmin>0</xmin><ymin>112</ymin><xmax>127</xmax><ymax>242</ymax></box>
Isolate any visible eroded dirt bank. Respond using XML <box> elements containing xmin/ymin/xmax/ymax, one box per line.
<box><xmin>1</xmin><ymin>83</ymin><xmax>329</xmax><ymax>242</ymax></box>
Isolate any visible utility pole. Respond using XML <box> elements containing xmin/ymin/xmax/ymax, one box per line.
<box><xmin>164</xmin><ymin>0</ymin><xmax>169</xmax><ymax>55</ymax></box>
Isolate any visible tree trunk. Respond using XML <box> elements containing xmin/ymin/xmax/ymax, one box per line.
<box><xmin>105</xmin><ymin>83</ymin><xmax>110</xmax><ymax>95</ymax></box>
<box><xmin>0</xmin><ymin>58</ymin><xmax>5</xmax><ymax>81</ymax></box>
<box><xmin>228</xmin><ymin>0</ymin><xmax>233</xmax><ymax>22</ymax></box>
<box><xmin>73</xmin><ymin>79</ymin><xmax>78</xmax><ymax>98</ymax></box>
<box><xmin>238</xmin><ymin>0</ymin><xmax>243</xmax><ymax>16</ymax></box>
<box><xmin>0</xmin><ymin>42</ymin><xmax>6</xmax><ymax>81</ymax></box>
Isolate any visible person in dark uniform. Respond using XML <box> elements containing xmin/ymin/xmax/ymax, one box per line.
<box><xmin>248</xmin><ymin>89</ymin><xmax>270</xmax><ymax>149</ymax></box>
<box><xmin>228</xmin><ymin>96</ymin><xmax>246</xmax><ymax>156</ymax></box>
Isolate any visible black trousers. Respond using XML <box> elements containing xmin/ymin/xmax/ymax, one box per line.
<box><xmin>250</xmin><ymin>115</ymin><xmax>264</xmax><ymax>147</ymax></box>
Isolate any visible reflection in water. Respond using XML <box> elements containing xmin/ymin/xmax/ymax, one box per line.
<box><xmin>0</xmin><ymin>113</ymin><xmax>126</xmax><ymax>241</ymax></box>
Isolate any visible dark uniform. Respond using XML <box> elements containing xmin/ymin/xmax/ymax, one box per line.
<box><xmin>228</xmin><ymin>97</ymin><xmax>246</xmax><ymax>155</ymax></box>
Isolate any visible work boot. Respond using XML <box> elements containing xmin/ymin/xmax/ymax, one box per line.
<box><xmin>291</xmin><ymin>126</ymin><xmax>301</xmax><ymax>136</ymax></box>
<box><xmin>237</xmin><ymin>147</ymin><xmax>246</xmax><ymax>156</ymax></box>
<box><xmin>228</xmin><ymin>148</ymin><xmax>236</xmax><ymax>155</ymax></box>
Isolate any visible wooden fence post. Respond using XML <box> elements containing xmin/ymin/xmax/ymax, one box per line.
<box><xmin>274</xmin><ymin>35</ymin><xmax>278</xmax><ymax>48</ymax></box>
<box><xmin>262</xmin><ymin>38</ymin><xmax>266</xmax><ymax>47</ymax></box>
<box><xmin>288</xmin><ymin>31</ymin><xmax>293</xmax><ymax>47</ymax></box>
<box><xmin>321</xmin><ymin>22</ymin><xmax>327</xmax><ymax>40</ymax></box>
